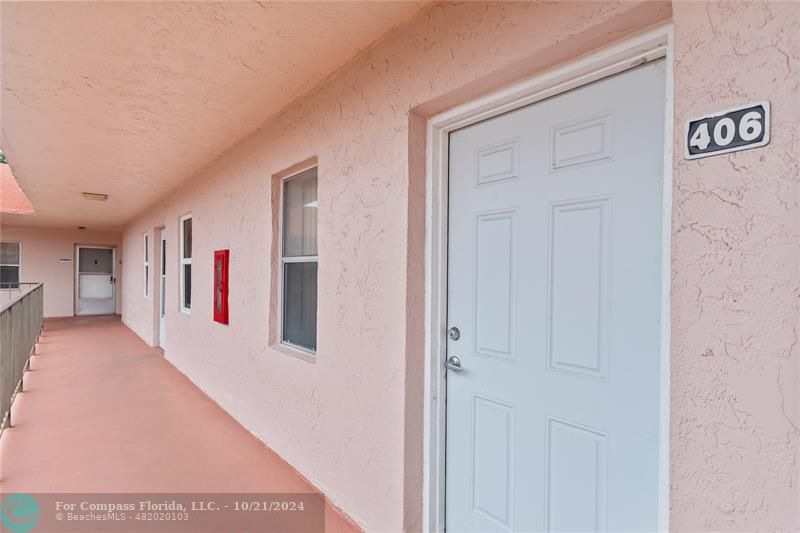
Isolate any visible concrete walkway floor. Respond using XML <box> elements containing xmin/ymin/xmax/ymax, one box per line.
<box><xmin>0</xmin><ymin>316</ymin><xmax>357</xmax><ymax>532</ymax></box>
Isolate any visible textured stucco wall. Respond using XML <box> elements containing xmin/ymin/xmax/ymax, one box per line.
<box><xmin>0</xmin><ymin>225</ymin><xmax>122</xmax><ymax>317</ymax></box>
<box><xmin>671</xmin><ymin>2</ymin><xmax>800</xmax><ymax>531</ymax></box>
<box><xmin>120</xmin><ymin>1</ymin><xmax>800</xmax><ymax>530</ymax></box>
<box><xmin>120</xmin><ymin>2</ymin><xmax>671</xmax><ymax>530</ymax></box>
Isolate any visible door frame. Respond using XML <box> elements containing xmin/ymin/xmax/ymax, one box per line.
<box><xmin>422</xmin><ymin>24</ymin><xmax>674</xmax><ymax>532</ymax></box>
<box><xmin>74</xmin><ymin>244</ymin><xmax>117</xmax><ymax>316</ymax></box>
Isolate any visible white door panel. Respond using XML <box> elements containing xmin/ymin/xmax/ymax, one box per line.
<box><xmin>78</xmin><ymin>274</ymin><xmax>113</xmax><ymax>299</ymax></box>
<box><xmin>445</xmin><ymin>60</ymin><xmax>666</xmax><ymax>532</ymax></box>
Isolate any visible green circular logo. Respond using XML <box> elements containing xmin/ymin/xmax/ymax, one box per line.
<box><xmin>1</xmin><ymin>493</ymin><xmax>40</xmax><ymax>533</ymax></box>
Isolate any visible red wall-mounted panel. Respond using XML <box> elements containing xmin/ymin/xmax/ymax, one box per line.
<box><xmin>213</xmin><ymin>250</ymin><xmax>229</xmax><ymax>324</ymax></box>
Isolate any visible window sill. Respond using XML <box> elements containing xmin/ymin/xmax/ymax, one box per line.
<box><xmin>272</xmin><ymin>342</ymin><xmax>316</xmax><ymax>364</ymax></box>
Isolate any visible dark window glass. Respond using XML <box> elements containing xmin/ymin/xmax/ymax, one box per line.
<box><xmin>183</xmin><ymin>264</ymin><xmax>192</xmax><ymax>309</ymax></box>
<box><xmin>282</xmin><ymin>262</ymin><xmax>317</xmax><ymax>351</ymax></box>
<box><xmin>1</xmin><ymin>242</ymin><xmax>20</xmax><ymax>264</ymax></box>
<box><xmin>0</xmin><ymin>265</ymin><xmax>20</xmax><ymax>289</ymax></box>
<box><xmin>79</xmin><ymin>248</ymin><xmax>113</xmax><ymax>273</ymax></box>
<box><xmin>183</xmin><ymin>218</ymin><xmax>192</xmax><ymax>259</ymax></box>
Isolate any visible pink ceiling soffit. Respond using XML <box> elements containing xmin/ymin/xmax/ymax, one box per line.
<box><xmin>0</xmin><ymin>163</ymin><xmax>35</xmax><ymax>216</ymax></box>
<box><xmin>0</xmin><ymin>1</ymin><xmax>430</xmax><ymax>229</ymax></box>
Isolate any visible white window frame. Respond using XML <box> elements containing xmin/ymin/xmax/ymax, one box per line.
<box><xmin>143</xmin><ymin>233</ymin><xmax>150</xmax><ymax>297</ymax></box>
<box><xmin>279</xmin><ymin>167</ymin><xmax>318</xmax><ymax>355</ymax></box>
<box><xmin>0</xmin><ymin>241</ymin><xmax>22</xmax><ymax>289</ymax></box>
<box><xmin>179</xmin><ymin>213</ymin><xmax>192</xmax><ymax>315</ymax></box>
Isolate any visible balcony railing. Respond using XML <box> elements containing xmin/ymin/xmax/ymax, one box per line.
<box><xmin>0</xmin><ymin>282</ymin><xmax>44</xmax><ymax>435</ymax></box>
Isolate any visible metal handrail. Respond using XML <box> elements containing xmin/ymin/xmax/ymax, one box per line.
<box><xmin>0</xmin><ymin>282</ymin><xmax>44</xmax><ymax>435</ymax></box>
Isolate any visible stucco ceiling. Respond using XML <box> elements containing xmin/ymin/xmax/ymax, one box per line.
<box><xmin>0</xmin><ymin>1</ymin><xmax>428</xmax><ymax>229</ymax></box>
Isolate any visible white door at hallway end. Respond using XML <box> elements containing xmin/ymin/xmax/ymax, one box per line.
<box><xmin>445</xmin><ymin>60</ymin><xmax>666</xmax><ymax>532</ymax></box>
<box><xmin>75</xmin><ymin>245</ymin><xmax>116</xmax><ymax>316</ymax></box>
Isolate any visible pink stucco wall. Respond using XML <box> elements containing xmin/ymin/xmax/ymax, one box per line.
<box><xmin>671</xmin><ymin>2</ymin><xmax>799</xmax><ymax>530</ymax></box>
<box><xmin>0</xmin><ymin>225</ymin><xmax>122</xmax><ymax>317</ymax></box>
<box><xmin>120</xmin><ymin>1</ymin><xmax>799</xmax><ymax>531</ymax></box>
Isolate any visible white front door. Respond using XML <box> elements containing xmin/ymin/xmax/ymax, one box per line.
<box><xmin>75</xmin><ymin>246</ymin><xmax>116</xmax><ymax>316</ymax></box>
<box><xmin>159</xmin><ymin>233</ymin><xmax>167</xmax><ymax>348</ymax></box>
<box><xmin>445</xmin><ymin>60</ymin><xmax>666</xmax><ymax>532</ymax></box>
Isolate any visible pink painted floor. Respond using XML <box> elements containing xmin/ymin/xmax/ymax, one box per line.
<box><xmin>0</xmin><ymin>316</ymin><xmax>358</xmax><ymax>532</ymax></box>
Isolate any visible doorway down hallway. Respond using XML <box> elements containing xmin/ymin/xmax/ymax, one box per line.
<box><xmin>0</xmin><ymin>316</ymin><xmax>357</xmax><ymax>532</ymax></box>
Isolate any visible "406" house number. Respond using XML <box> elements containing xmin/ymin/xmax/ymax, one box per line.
<box><xmin>685</xmin><ymin>102</ymin><xmax>770</xmax><ymax>160</ymax></box>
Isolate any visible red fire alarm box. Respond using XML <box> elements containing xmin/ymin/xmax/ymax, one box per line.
<box><xmin>213</xmin><ymin>250</ymin><xmax>229</xmax><ymax>324</ymax></box>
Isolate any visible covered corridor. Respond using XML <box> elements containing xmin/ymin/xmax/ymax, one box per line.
<box><xmin>0</xmin><ymin>316</ymin><xmax>357</xmax><ymax>532</ymax></box>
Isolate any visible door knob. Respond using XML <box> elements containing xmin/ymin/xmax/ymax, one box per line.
<box><xmin>446</xmin><ymin>355</ymin><xmax>463</xmax><ymax>372</ymax></box>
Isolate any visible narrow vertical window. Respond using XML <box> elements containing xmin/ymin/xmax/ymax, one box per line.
<box><xmin>281</xmin><ymin>167</ymin><xmax>318</xmax><ymax>352</ymax></box>
<box><xmin>179</xmin><ymin>214</ymin><xmax>192</xmax><ymax>313</ymax></box>
<box><xmin>160</xmin><ymin>236</ymin><xmax>167</xmax><ymax>318</ymax></box>
<box><xmin>143</xmin><ymin>233</ymin><xmax>150</xmax><ymax>297</ymax></box>
<box><xmin>0</xmin><ymin>242</ymin><xmax>21</xmax><ymax>289</ymax></box>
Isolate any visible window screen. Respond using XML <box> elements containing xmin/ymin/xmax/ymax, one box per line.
<box><xmin>182</xmin><ymin>218</ymin><xmax>192</xmax><ymax>259</ymax></box>
<box><xmin>1</xmin><ymin>242</ymin><xmax>20</xmax><ymax>264</ymax></box>
<box><xmin>0</xmin><ymin>241</ymin><xmax>21</xmax><ymax>288</ymax></box>
<box><xmin>180</xmin><ymin>215</ymin><xmax>192</xmax><ymax>312</ymax></box>
<box><xmin>281</xmin><ymin>168</ymin><xmax>318</xmax><ymax>352</ymax></box>
<box><xmin>143</xmin><ymin>234</ymin><xmax>150</xmax><ymax>297</ymax></box>
<box><xmin>79</xmin><ymin>248</ymin><xmax>113</xmax><ymax>273</ymax></box>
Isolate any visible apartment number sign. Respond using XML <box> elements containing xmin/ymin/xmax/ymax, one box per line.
<box><xmin>685</xmin><ymin>102</ymin><xmax>770</xmax><ymax>160</ymax></box>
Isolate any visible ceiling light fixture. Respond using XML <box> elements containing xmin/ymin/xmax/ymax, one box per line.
<box><xmin>82</xmin><ymin>192</ymin><xmax>108</xmax><ymax>202</ymax></box>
